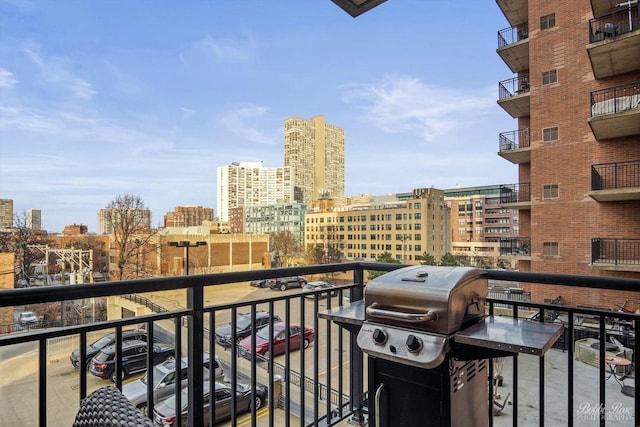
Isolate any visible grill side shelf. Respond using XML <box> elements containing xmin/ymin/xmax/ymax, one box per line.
<box><xmin>453</xmin><ymin>315</ymin><xmax>564</xmax><ymax>358</ymax></box>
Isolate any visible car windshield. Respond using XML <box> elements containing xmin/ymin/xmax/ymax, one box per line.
<box><xmin>91</xmin><ymin>335</ymin><xmax>114</xmax><ymax>349</ymax></box>
<box><xmin>257</xmin><ymin>325</ymin><xmax>282</xmax><ymax>340</ymax></box>
<box><xmin>236</xmin><ymin>315</ymin><xmax>252</xmax><ymax>330</ymax></box>
<box><xmin>93</xmin><ymin>351</ymin><xmax>110</xmax><ymax>362</ymax></box>
<box><xmin>141</xmin><ymin>365</ymin><xmax>168</xmax><ymax>387</ymax></box>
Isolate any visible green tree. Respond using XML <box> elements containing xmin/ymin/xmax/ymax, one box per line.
<box><xmin>439</xmin><ymin>252</ymin><xmax>462</xmax><ymax>267</ymax></box>
<box><xmin>420</xmin><ymin>252</ymin><xmax>437</xmax><ymax>266</ymax></box>
<box><xmin>368</xmin><ymin>251</ymin><xmax>400</xmax><ymax>281</ymax></box>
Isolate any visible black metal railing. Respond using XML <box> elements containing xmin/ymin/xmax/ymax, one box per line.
<box><xmin>499</xmin><ymin>128</ymin><xmax>530</xmax><ymax>151</ymax></box>
<box><xmin>591</xmin><ymin>160</ymin><xmax>640</xmax><ymax>191</ymax></box>
<box><xmin>498</xmin><ymin>22</ymin><xmax>529</xmax><ymax>48</ymax></box>
<box><xmin>591</xmin><ymin>81</ymin><xmax>640</xmax><ymax>117</ymax></box>
<box><xmin>500</xmin><ymin>183</ymin><xmax>531</xmax><ymax>204</ymax></box>
<box><xmin>1</xmin><ymin>264</ymin><xmax>639</xmax><ymax>427</ymax></box>
<box><xmin>499</xmin><ymin>72</ymin><xmax>530</xmax><ymax>99</ymax></box>
<box><xmin>499</xmin><ymin>237</ymin><xmax>531</xmax><ymax>256</ymax></box>
<box><xmin>592</xmin><ymin>238</ymin><xmax>640</xmax><ymax>265</ymax></box>
<box><xmin>589</xmin><ymin>4</ymin><xmax>640</xmax><ymax>42</ymax></box>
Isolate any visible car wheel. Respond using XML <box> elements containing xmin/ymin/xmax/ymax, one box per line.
<box><xmin>303</xmin><ymin>339</ymin><xmax>310</xmax><ymax>349</ymax></box>
<box><xmin>164</xmin><ymin>354</ymin><xmax>175</xmax><ymax>362</ymax></box>
<box><xmin>110</xmin><ymin>369</ymin><xmax>126</xmax><ymax>383</ymax></box>
<box><xmin>280</xmin><ymin>284</ymin><xmax>287</xmax><ymax>291</ymax></box>
<box><xmin>137</xmin><ymin>403</ymin><xmax>148</xmax><ymax>417</ymax></box>
<box><xmin>253</xmin><ymin>395</ymin><xmax>264</xmax><ymax>411</ymax></box>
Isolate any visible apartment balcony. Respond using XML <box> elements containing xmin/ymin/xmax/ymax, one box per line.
<box><xmin>497</xmin><ymin>23</ymin><xmax>529</xmax><ymax>73</ymax></box>
<box><xmin>499</xmin><ymin>183</ymin><xmax>531</xmax><ymax>209</ymax></box>
<box><xmin>590</xmin><ymin>160</ymin><xmax>640</xmax><ymax>202</ymax></box>
<box><xmin>498</xmin><ymin>128</ymin><xmax>530</xmax><ymax>164</ymax></box>
<box><xmin>496</xmin><ymin>0</ymin><xmax>528</xmax><ymax>27</ymax></box>
<box><xmin>499</xmin><ymin>237</ymin><xmax>531</xmax><ymax>259</ymax></box>
<box><xmin>497</xmin><ymin>73</ymin><xmax>530</xmax><ymax>118</ymax></box>
<box><xmin>587</xmin><ymin>5</ymin><xmax>640</xmax><ymax>79</ymax></box>
<box><xmin>589</xmin><ymin>82</ymin><xmax>640</xmax><ymax>140</ymax></box>
<box><xmin>592</xmin><ymin>238</ymin><xmax>640</xmax><ymax>272</ymax></box>
<box><xmin>1</xmin><ymin>264</ymin><xmax>639</xmax><ymax>426</ymax></box>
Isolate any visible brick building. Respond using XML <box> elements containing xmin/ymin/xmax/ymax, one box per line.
<box><xmin>495</xmin><ymin>0</ymin><xmax>640</xmax><ymax>309</ymax></box>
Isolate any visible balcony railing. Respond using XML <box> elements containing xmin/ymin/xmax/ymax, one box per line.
<box><xmin>499</xmin><ymin>128</ymin><xmax>530</xmax><ymax>151</ymax></box>
<box><xmin>500</xmin><ymin>183</ymin><xmax>531</xmax><ymax>204</ymax></box>
<box><xmin>592</xmin><ymin>238</ymin><xmax>640</xmax><ymax>265</ymax></box>
<box><xmin>498</xmin><ymin>22</ymin><xmax>529</xmax><ymax>48</ymax></box>
<box><xmin>1</xmin><ymin>264</ymin><xmax>639</xmax><ymax>427</ymax></box>
<box><xmin>498</xmin><ymin>73</ymin><xmax>530</xmax><ymax>99</ymax></box>
<box><xmin>591</xmin><ymin>82</ymin><xmax>640</xmax><ymax>117</ymax></box>
<box><xmin>589</xmin><ymin>4</ymin><xmax>640</xmax><ymax>43</ymax></box>
<box><xmin>499</xmin><ymin>237</ymin><xmax>531</xmax><ymax>257</ymax></box>
<box><xmin>591</xmin><ymin>160</ymin><xmax>640</xmax><ymax>190</ymax></box>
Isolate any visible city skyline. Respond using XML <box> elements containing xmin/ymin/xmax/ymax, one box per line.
<box><xmin>0</xmin><ymin>1</ymin><xmax>516</xmax><ymax>232</ymax></box>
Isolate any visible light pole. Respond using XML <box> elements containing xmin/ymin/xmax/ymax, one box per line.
<box><xmin>168</xmin><ymin>240</ymin><xmax>207</xmax><ymax>275</ymax></box>
<box><xmin>400</xmin><ymin>234</ymin><xmax>410</xmax><ymax>263</ymax></box>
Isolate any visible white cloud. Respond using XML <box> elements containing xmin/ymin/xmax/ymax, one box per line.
<box><xmin>23</xmin><ymin>43</ymin><xmax>96</xmax><ymax>99</ymax></box>
<box><xmin>342</xmin><ymin>75</ymin><xmax>496</xmax><ymax>143</ymax></box>
<box><xmin>0</xmin><ymin>68</ymin><xmax>17</xmax><ymax>88</ymax></box>
<box><xmin>181</xmin><ymin>34</ymin><xmax>254</xmax><ymax>64</ymax></box>
<box><xmin>216</xmin><ymin>104</ymin><xmax>277</xmax><ymax>145</ymax></box>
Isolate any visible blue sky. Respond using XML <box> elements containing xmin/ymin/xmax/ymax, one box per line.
<box><xmin>0</xmin><ymin>0</ymin><xmax>517</xmax><ymax>233</ymax></box>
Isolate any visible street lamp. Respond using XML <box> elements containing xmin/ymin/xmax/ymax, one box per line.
<box><xmin>399</xmin><ymin>234</ymin><xmax>410</xmax><ymax>263</ymax></box>
<box><xmin>168</xmin><ymin>240</ymin><xmax>207</xmax><ymax>275</ymax></box>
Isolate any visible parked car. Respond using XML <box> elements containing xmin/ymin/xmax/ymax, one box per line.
<box><xmin>249</xmin><ymin>279</ymin><xmax>269</xmax><ymax>288</ymax></box>
<box><xmin>153</xmin><ymin>380</ymin><xmax>267</xmax><ymax>426</ymax></box>
<box><xmin>268</xmin><ymin>276</ymin><xmax>307</xmax><ymax>291</ymax></box>
<box><xmin>70</xmin><ymin>329</ymin><xmax>148</xmax><ymax>369</ymax></box>
<box><xmin>89</xmin><ymin>340</ymin><xmax>174</xmax><ymax>382</ymax></box>
<box><xmin>238</xmin><ymin>322</ymin><xmax>315</xmax><ymax>360</ymax></box>
<box><xmin>214</xmin><ymin>311</ymin><xmax>282</xmax><ymax>348</ymax></box>
<box><xmin>18</xmin><ymin>311</ymin><xmax>38</xmax><ymax>326</ymax></box>
<box><xmin>122</xmin><ymin>353</ymin><xmax>222</xmax><ymax>415</ymax></box>
<box><xmin>302</xmin><ymin>281</ymin><xmax>338</xmax><ymax>298</ymax></box>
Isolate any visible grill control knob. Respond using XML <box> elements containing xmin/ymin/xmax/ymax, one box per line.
<box><xmin>406</xmin><ymin>335</ymin><xmax>423</xmax><ymax>353</ymax></box>
<box><xmin>372</xmin><ymin>328</ymin><xmax>387</xmax><ymax>345</ymax></box>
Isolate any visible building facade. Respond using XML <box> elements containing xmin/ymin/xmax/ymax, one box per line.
<box><xmin>26</xmin><ymin>208</ymin><xmax>42</xmax><ymax>230</ymax></box>
<box><xmin>163</xmin><ymin>206</ymin><xmax>214</xmax><ymax>228</ymax></box>
<box><xmin>244</xmin><ymin>203</ymin><xmax>307</xmax><ymax>247</ymax></box>
<box><xmin>97</xmin><ymin>208</ymin><xmax>152</xmax><ymax>235</ymax></box>
<box><xmin>216</xmin><ymin>161</ymin><xmax>294</xmax><ymax>222</ymax></box>
<box><xmin>284</xmin><ymin>115</ymin><xmax>345</xmax><ymax>207</ymax></box>
<box><xmin>444</xmin><ymin>185</ymin><xmax>520</xmax><ymax>268</ymax></box>
<box><xmin>0</xmin><ymin>199</ymin><xmax>13</xmax><ymax>229</ymax></box>
<box><xmin>495</xmin><ymin>0</ymin><xmax>640</xmax><ymax>307</ymax></box>
<box><xmin>305</xmin><ymin>188</ymin><xmax>450</xmax><ymax>264</ymax></box>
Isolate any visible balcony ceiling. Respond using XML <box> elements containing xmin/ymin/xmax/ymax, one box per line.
<box><xmin>591</xmin><ymin>0</ymin><xmax>621</xmax><ymax>18</ymax></box>
<box><xmin>589</xmin><ymin>108</ymin><xmax>640</xmax><ymax>139</ymax></box>
<box><xmin>497</xmin><ymin>93</ymin><xmax>530</xmax><ymax>118</ymax></box>
<box><xmin>588</xmin><ymin>187</ymin><xmax>640</xmax><ymax>202</ymax></box>
<box><xmin>330</xmin><ymin>0</ymin><xmax>388</xmax><ymax>17</ymax></box>
<box><xmin>496</xmin><ymin>0</ymin><xmax>528</xmax><ymax>26</ymax></box>
<box><xmin>499</xmin><ymin>201</ymin><xmax>531</xmax><ymax>210</ymax></box>
<box><xmin>497</xmin><ymin>40</ymin><xmax>530</xmax><ymax>73</ymax></box>
<box><xmin>498</xmin><ymin>146</ymin><xmax>531</xmax><ymax>164</ymax></box>
<box><xmin>588</xmin><ymin>30</ymin><xmax>640</xmax><ymax>78</ymax></box>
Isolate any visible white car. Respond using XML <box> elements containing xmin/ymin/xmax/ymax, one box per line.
<box><xmin>18</xmin><ymin>311</ymin><xmax>38</xmax><ymax>326</ymax></box>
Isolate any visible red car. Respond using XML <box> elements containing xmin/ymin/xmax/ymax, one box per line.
<box><xmin>238</xmin><ymin>322</ymin><xmax>314</xmax><ymax>359</ymax></box>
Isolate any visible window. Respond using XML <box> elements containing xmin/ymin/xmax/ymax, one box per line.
<box><xmin>543</xmin><ymin>184</ymin><xmax>559</xmax><ymax>199</ymax></box>
<box><xmin>543</xmin><ymin>242</ymin><xmax>559</xmax><ymax>256</ymax></box>
<box><xmin>542</xmin><ymin>70</ymin><xmax>557</xmax><ymax>85</ymax></box>
<box><xmin>540</xmin><ymin>13</ymin><xmax>556</xmax><ymax>30</ymax></box>
<box><xmin>543</xmin><ymin>126</ymin><xmax>559</xmax><ymax>141</ymax></box>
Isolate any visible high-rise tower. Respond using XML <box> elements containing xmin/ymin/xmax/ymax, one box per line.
<box><xmin>284</xmin><ymin>115</ymin><xmax>345</xmax><ymax>207</ymax></box>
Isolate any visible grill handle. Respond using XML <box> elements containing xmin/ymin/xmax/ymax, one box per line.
<box><xmin>374</xmin><ymin>383</ymin><xmax>385</xmax><ymax>427</ymax></box>
<box><xmin>366</xmin><ymin>303</ymin><xmax>438</xmax><ymax>323</ymax></box>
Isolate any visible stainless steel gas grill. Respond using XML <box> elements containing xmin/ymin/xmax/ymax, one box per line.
<box><xmin>320</xmin><ymin>265</ymin><xmax>564</xmax><ymax>427</ymax></box>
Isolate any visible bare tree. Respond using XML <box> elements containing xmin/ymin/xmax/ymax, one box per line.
<box><xmin>105</xmin><ymin>194</ymin><xmax>158</xmax><ymax>280</ymax></box>
<box><xmin>269</xmin><ymin>231</ymin><xmax>300</xmax><ymax>267</ymax></box>
<box><xmin>0</xmin><ymin>212</ymin><xmax>50</xmax><ymax>283</ymax></box>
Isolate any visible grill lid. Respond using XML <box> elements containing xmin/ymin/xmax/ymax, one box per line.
<box><xmin>364</xmin><ymin>266</ymin><xmax>487</xmax><ymax>335</ymax></box>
